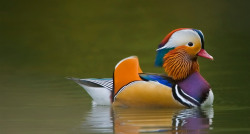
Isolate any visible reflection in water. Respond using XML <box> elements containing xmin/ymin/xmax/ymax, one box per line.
<box><xmin>82</xmin><ymin>106</ymin><xmax>213</xmax><ymax>134</ymax></box>
<box><xmin>172</xmin><ymin>108</ymin><xmax>213</xmax><ymax>133</ymax></box>
<box><xmin>81</xmin><ymin>105</ymin><xmax>113</xmax><ymax>133</ymax></box>
<box><xmin>113</xmin><ymin>107</ymin><xmax>213</xmax><ymax>134</ymax></box>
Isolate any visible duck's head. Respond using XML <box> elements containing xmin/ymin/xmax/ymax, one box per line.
<box><xmin>155</xmin><ymin>28</ymin><xmax>213</xmax><ymax>81</ymax></box>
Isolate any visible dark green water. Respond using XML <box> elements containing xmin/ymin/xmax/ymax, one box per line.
<box><xmin>0</xmin><ymin>0</ymin><xmax>249</xmax><ymax>133</ymax></box>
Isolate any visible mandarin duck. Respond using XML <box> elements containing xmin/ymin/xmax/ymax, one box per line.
<box><xmin>70</xmin><ymin>28</ymin><xmax>214</xmax><ymax>108</ymax></box>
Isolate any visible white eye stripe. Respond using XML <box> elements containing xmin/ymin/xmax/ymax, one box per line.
<box><xmin>160</xmin><ymin>29</ymin><xmax>200</xmax><ymax>49</ymax></box>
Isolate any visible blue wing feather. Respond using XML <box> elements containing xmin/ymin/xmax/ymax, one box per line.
<box><xmin>139</xmin><ymin>73</ymin><xmax>173</xmax><ymax>87</ymax></box>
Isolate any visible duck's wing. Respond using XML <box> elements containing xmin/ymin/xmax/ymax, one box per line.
<box><xmin>68</xmin><ymin>77</ymin><xmax>113</xmax><ymax>105</ymax></box>
<box><xmin>139</xmin><ymin>73</ymin><xmax>174</xmax><ymax>87</ymax></box>
<box><xmin>113</xmin><ymin>56</ymin><xmax>143</xmax><ymax>100</ymax></box>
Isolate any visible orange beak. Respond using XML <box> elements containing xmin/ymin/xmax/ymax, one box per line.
<box><xmin>197</xmin><ymin>49</ymin><xmax>214</xmax><ymax>60</ymax></box>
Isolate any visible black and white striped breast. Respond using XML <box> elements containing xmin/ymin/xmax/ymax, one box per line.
<box><xmin>172</xmin><ymin>84</ymin><xmax>210</xmax><ymax>107</ymax></box>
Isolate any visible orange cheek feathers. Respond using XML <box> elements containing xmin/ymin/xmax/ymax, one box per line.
<box><xmin>163</xmin><ymin>48</ymin><xmax>200</xmax><ymax>80</ymax></box>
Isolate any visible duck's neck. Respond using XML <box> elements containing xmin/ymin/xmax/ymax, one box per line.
<box><xmin>163</xmin><ymin>49</ymin><xmax>199</xmax><ymax>81</ymax></box>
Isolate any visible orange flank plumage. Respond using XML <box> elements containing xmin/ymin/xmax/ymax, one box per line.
<box><xmin>113</xmin><ymin>81</ymin><xmax>183</xmax><ymax>107</ymax></box>
<box><xmin>113</xmin><ymin>56</ymin><xmax>143</xmax><ymax>97</ymax></box>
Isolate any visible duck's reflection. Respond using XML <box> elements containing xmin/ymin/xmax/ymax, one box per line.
<box><xmin>172</xmin><ymin>108</ymin><xmax>213</xmax><ymax>133</ymax></box>
<box><xmin>113</xmin><ymin>107</ymin><xmax>213</xmax><ymax>133</ymax></box>
<box><xmin>83</xmin><ymin>106</ymin><xmax>213</xmax><ymax>134</ymax></box>
<box><xmin>81</xmin><ymin>106</ymin><xmax>113</xmax><ymax>133</ymax></box>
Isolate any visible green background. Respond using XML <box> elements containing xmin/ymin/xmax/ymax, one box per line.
<box><xmin>0</xmin><ymin>0</ymin><xmax>249</xmax><ymax>133</ymax></box>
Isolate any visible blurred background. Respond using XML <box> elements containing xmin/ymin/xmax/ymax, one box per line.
<box><xmin>0</xmin><ymin>0</ymin><xmax>249</xmax><ymax>133</ymax></box>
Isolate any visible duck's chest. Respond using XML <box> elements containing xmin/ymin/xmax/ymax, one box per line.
<box><xmin>172</xmin><ymin>72</ymin><xmax>212</xmax><ymax>107</ymax></box>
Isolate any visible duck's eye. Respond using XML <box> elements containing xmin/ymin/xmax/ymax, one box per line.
<box><xmin>187</xmin><ymin>42</ymin><xmax>193</xmax><ymax>47</ymax></box>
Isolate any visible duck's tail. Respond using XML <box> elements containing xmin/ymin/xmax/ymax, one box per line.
<box><xmin>113</xmin><ymin>56</ymin><xmax>143</xmax><ymax>101</ymax></box>
<box><xmin>68</xmin><ymin>77</ymin><xmax>113</xmax><ymax>105</ymax></box>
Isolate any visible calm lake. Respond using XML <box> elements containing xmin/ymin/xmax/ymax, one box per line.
<box><xmin>0</xmin><ymin>1</ymin><xmax>249</xmax><ymax>134</ymax></box>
